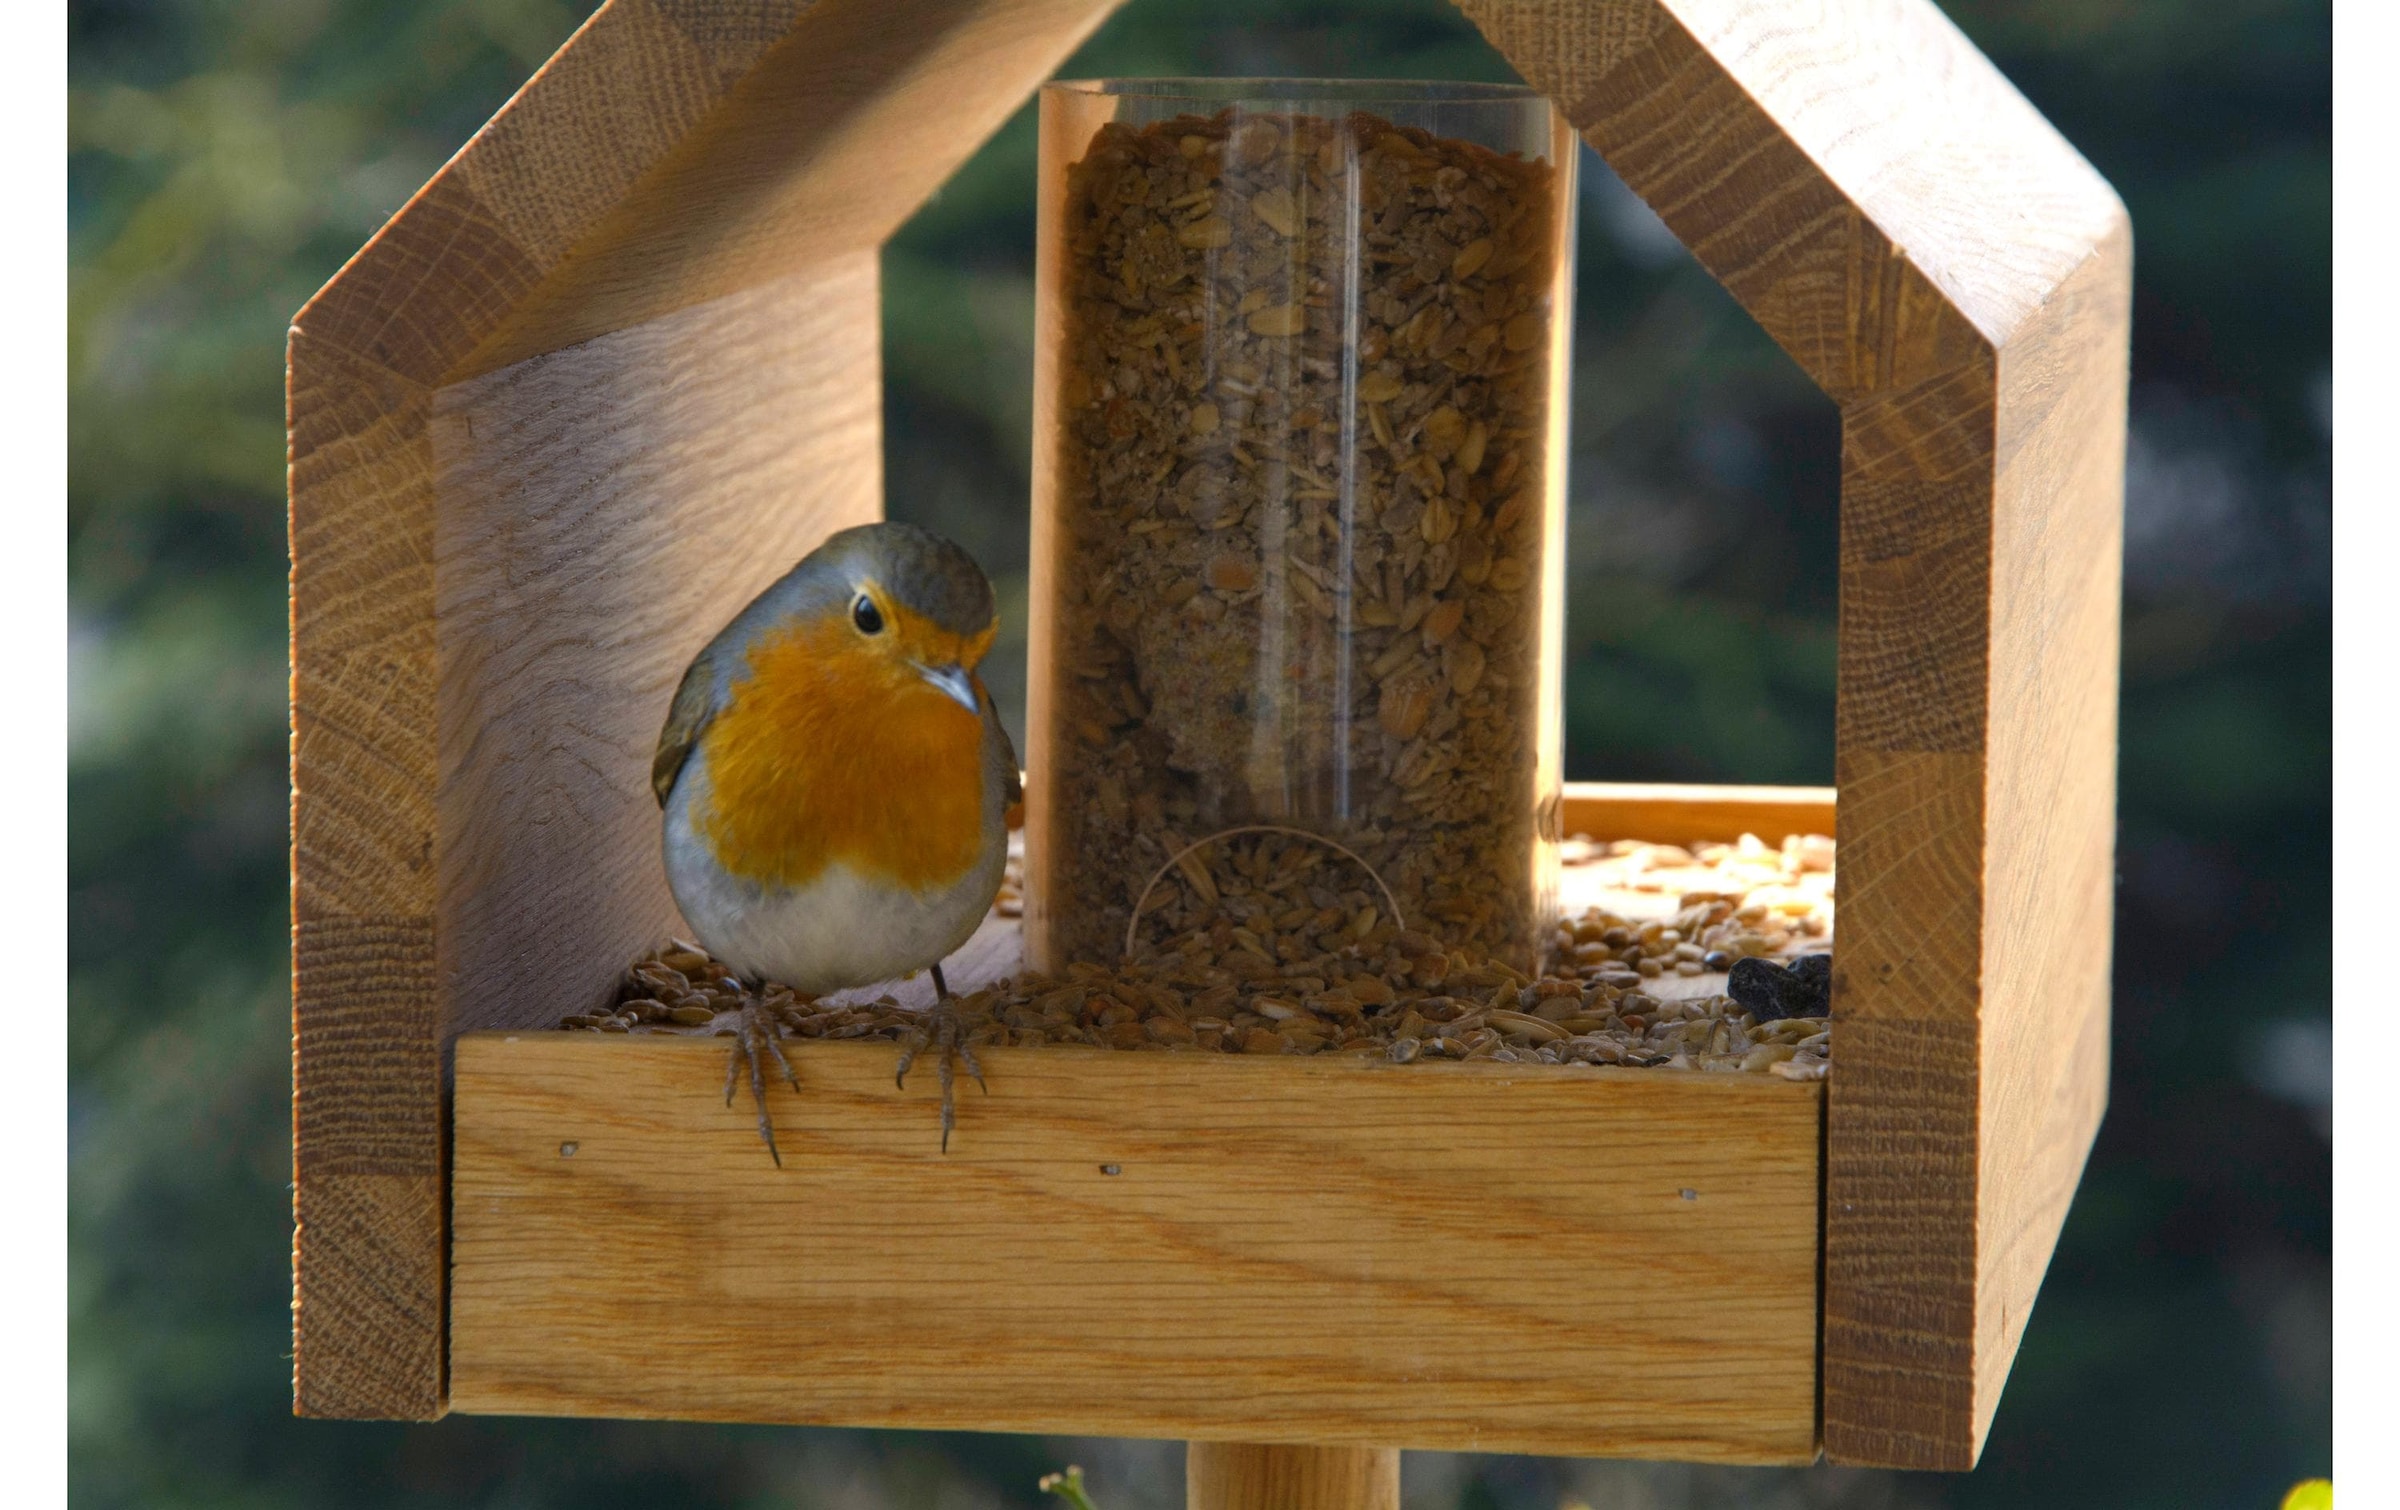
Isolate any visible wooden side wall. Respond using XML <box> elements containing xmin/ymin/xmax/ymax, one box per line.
<box><xmin>433</xmin><ymin>259</ymin><xmax>884</xmax><ymax>1042</ymax></box>
<box><xmin>1455</xmin><ymin>0</ymin><xmax>2129</xmax><ymax>1469</ymax></box>
<box><xmin>291</xmin><ymin>0</ymin><xmax>1126</xmax><ymax>1420</ymax></box>
<box><xmin>1971</xmin><ymin>221</ymin><xmax>2130</xmax><ymax>1446</ymax></box>
<box><xmin>289</xmin><ymin>333</ymin><xmax>447</xmax><ymax>1420</ymax></box>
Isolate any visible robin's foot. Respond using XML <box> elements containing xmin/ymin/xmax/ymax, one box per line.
<box><xmin>894</xmin><ymin>962</ymin><xmax>987</xmax><ymax>1152</ymax></box>
<box><xmin>724</xmin><ymin>991</ymin><xmax>800</xmax><ymax>1166</ymax></box>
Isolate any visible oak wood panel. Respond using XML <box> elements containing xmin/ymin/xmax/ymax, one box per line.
<box><xmin>1818</xmin><ymin>749</ymin><xmax>1983</xmax><ymax>1459</ymax></box>
<box><xmin>1561</xmin><ymin>782</ymin><xmax>1833</xmax><ymax>846</ymax></box>
<box><xmin>1187</xmin><ymin>1443</ymin><xmax>1400</xmax><ymax>1510</ymax></box>
<box><xmin>288</xmin><ymin>328</ymin><xmax>447</xmax><ymax>1419</ymax></box>
<box><xmin>1971</xmin><ymin>219</ymin><xmax>2130</xmax><ymax>1447</ymax></box>
<box><xmin>451</xmin><ymin>1035</ymin><xmax>1823</xmax><ymax>1463</ymax></box>
<box><xmin>290</xmin><ymin>0</ymin><xmax>1129</xmax><ymax>1418</ymax></box>
<box><xmin>433</xmin><ymin>257</ymin><xmax>884</xmax><ymax>1040</ymax></box>
<box><xmin>1452</xmin><ymin>0</ymin><xmax>2129</xmax><ymax>1469</ymax></box>
<box><xmin>296</xmin><ymin>0</ymin><xmax>1123</xmax><ymax>392</ymax></box>
<box><xmin>458</xmin><ymin>0</ymin><xmax>1127</xmax><ymax>379</ymax></box>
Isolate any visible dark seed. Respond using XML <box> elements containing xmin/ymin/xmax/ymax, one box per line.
<box><xmin>1727</xmin><ymin>955</ymin><xmax>1832</xmax><ymax>1022</ymax></box>
<box><xmin>1702</xmin><ymin>950</ymin><xmax>1732</xmax><ymax>971</ymax></box>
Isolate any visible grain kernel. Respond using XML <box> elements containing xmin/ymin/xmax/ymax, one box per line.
<box><xmin>1420</xmin><ymin>598</ymin><xmax>1465</xmax><ymax>646</ymax></box>
<box><xmin>1378</xmin><ymin>678</ymin><xmax>1433</xmax><ymax>739</ymax></box>
<box><xmin>1424</xmin><ymin>404</ymin><xmax>1466</xmax><ymax>453</ymax></box>
<box><xmin>1247</xmin><ymin>303</ymin><xmax>1308</xmax><ymax>337</ymax></box>
<box><xmin>1420</xmin><ymin>497</ymin><xmax>1457</xmax><ymax>544</ymax></box>
<box><xmin>1204</xmin><ymin>553</ymin><xmax>1256</xmax><ymax>591</ymax></box>
<box><xmin>1250</xmin><ymin>186</ymin><xmax>1301</xmax><ymax>237</ymax></box>
<box><xmin>1231</xmin><ymin>119</ymin><xmax>1281</xmax><ymax>164</ymax></box>
<box><xmin>1445</xmin><ymin>638</ymin><xmax>1486</xmax><ymax>696</ymax></box>
<box><xmin>1455</xmin><ymin>421</ymin><xmax>1488</xmax><ymax>475</ymax></box>
<box><xmin>1177</xmin><ymin>215</ymin><xmax>1234</xmax><ymax>249</ymax></box>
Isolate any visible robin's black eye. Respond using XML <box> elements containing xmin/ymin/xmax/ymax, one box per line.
<box><xmin>851</xmin><ymin>594</ymin><xmax>884</xmax><ymax>635</ymax></box>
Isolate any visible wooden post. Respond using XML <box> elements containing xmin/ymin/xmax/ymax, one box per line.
<box><xmin>1187</xmin><ymin>1443</ymin><xmax>1399</xmax><ymax>1510</ymax></box>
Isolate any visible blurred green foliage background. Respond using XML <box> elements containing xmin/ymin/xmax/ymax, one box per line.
<box><xmin>68</xmin><ymin>1</ymin><xmax>2330</xmax><ymax>1506</ymax></box>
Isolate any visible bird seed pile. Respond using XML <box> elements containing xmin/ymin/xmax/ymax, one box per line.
<box><xmin>1035</xmin><ymin>105</ymin><xmax>1567</xmax><ymax>970</ymax></box>
<box><xmin>574</xmin><ymin>829</ymin><xmax>1835</xmax><ymax>1081</ymax></box>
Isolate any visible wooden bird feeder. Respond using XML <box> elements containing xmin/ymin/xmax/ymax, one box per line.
<box><xmin>287</xmin><ymin>0</ymin><xmax>2129</xmax><ymax>1491</ymax></box>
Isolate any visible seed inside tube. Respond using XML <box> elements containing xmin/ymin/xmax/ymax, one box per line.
<box><xmin>1247</xmin><ymin>303</ymin><xmax>1307</xmax><ymax>337</ymax></box>
<box><xmin>1250</xmin><ymin>186</ymin><xmax>1301</xmax><ymax>237</ymax></box>
<box><xmin>1177</xmin><ymin>215</ymin><xmax>1233</xmax><ymax>249</ymax></box>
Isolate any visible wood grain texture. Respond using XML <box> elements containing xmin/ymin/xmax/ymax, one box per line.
<box><xmin>293</xmin><ymin>0</ymin><xmax>1125</xmax><ymax>392</ymax></box>
<box><xmin>1187</xmin><ymin>1443</ymin><xmax>1399</xmax><ymax>1510</ymax></box>
<box><xmin>1971</xmin><ymin>217</ymin><xmax>2128</xmax><ymax>1448</ymax></box>
<box><xmin>1562</xmin><ymin>782</ymin><xmax>1833</xmax><ymax>846</ymax></box>
<box><xmin>291</xmin><ymin>0</ymin><xmax>2127</xmax><ymax>1452</ymax></box>
<box><xmin>451</xmin><ymin>1034</ymin><xmax>1822</xmax><ymax>1462</ymax></box>
<box><xmin>290</xmin><ymin>0</ymin><xmax>1127</xmax><ymax>1419</ymax></box>
<box><xmin>433</xmin><ymin>257</ymin><xmax>883</xmax><ymax>1040</ymax></box>
<box><xmin>289</xmin><ymin>329</ymin><xmax>447</xmax><ymax>1419</ymax></box>
<box><xmin>1451</xmin><ymin>0</ymin><xmax>2130</xmax><ymax>1468</ymax></box>
<box><xmin>456</xmin><ymin>0</ymin><xmax>1128</xmax><ymax>379</ymax></box>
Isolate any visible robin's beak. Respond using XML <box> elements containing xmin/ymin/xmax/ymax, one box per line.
<box><xmin>916</xmin><ymin>662</ymin><xmax>980</xmax><ymax>716</ymax></box>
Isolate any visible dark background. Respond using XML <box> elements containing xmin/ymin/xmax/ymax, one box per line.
<box><xmin>67</xmin><ymin>1</ymin><xmax>2331</xmax><ymax>1506</ymax></box>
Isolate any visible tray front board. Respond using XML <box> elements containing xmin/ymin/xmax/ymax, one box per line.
<box><xmin>452</xmin><ymin>1035</ymin><xmax>1823</xmax><ymax>1463</ymax></box>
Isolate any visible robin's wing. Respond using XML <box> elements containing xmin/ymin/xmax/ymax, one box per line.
<box><xmin>977</xmin><ymin>675</ymin><xmax>1023</xmax><ymax>811</ymax></box>
<box><xmin>651</xmin><ymin>653</ymin><xmax>718</xmax><ymax>807</ymax></box>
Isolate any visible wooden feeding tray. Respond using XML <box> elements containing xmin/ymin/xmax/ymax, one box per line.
<box><xmin>287</xmin><ymin>0</ymin><xmax>2129</xmax><ymax>1479</ymax></box>
<box><xmin>448</xmin><ymin>785</ymin><xmax>1836</xmax><ymax>1463</ymax></box>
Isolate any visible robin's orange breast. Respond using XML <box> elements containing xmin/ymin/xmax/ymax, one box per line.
<box><xmin>695</xmin><ymin>616</ymin><xmax>988</xmax><ymax>892</ymax></box>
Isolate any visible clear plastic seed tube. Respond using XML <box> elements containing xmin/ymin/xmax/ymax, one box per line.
<box><xmin>1025</xmin><ymin>79</ymin><xmax>1575</xmax><ymax>975</ymax></box>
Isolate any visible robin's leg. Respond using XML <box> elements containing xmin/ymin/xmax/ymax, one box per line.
<box><xmin>724</xmin><ymin>985</ymin><xmax>800</xmax><ymax>1167</ymax></box>
<box><xmin>894</xmin><ymin>962</ymin><xmax>987</xmax><ymax>1152</ymax></box>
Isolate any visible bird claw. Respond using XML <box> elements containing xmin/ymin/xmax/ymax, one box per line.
<box><xmin>724</xmin><ymin>994</ymin><xmax>800</xmax><ymax>1166</ymax></box>
<box><xmin>895</xmin><ymin>982</ymin><xmax>988</xmax><ymax>1153</ymax></box>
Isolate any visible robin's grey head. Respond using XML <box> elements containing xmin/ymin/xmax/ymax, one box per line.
<box><xmin>823</xmin><ymin>521</ymin><xmax>996</xmax><ymax>640</ymax></box>
<box><xmin>742</xmin><ymin>522</ymin><xmax>998</xmax><ymax>717</ymax></box>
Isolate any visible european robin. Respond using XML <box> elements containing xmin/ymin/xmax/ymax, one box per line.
<box><xmin>652</xmin><ymin>521</ymin><xmax>1019</xmax><ymax>1161</ymax></box>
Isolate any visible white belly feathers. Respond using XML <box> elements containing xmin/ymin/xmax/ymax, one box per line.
<box><xmin>661</xmin><ymin>747</ymin><xmax>1006</xmax><ymax>993</ymax></box>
